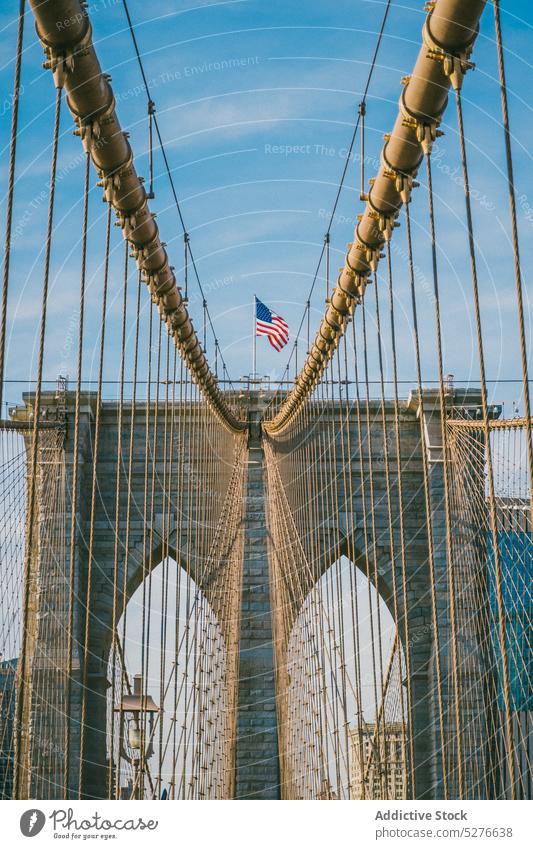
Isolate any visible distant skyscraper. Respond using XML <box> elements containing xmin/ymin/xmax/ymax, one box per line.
<box><xmin>487</xmin><ymin>500</ymin><xmax>532</xmax><ymax>713</ymax></box>
<box><xmin>0</xmin><ymin>657</ymin><xmax>17</xmax><ymax>799</ymax></box>
<box><xmin>349</xmin><ymin>722</ymin><xmax>407</xmax><ymax>800</ymax></box>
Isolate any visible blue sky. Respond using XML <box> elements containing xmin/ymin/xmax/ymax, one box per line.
<box><xmin>0</xmin><ymin>0</ymin><xmax>532</xmax><ymax>413</ymax></box>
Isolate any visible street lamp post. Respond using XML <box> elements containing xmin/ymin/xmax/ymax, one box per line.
<box><xmin>114</xmin><ymin>673</ymin><xmax>159</xmax><ymax>799</ymax></box>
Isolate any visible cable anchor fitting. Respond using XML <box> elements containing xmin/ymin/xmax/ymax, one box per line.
<box><xmin>423</xmin><ymin>12</ymin><xmax>477</xmax><ymax>91</ymax></box>
<box><xmin>400</xmin><ymin>104</ymin><xmax>444</xmax><ymax>156</ymax></box>
<box><xmin>42</xmin><ymin>46</ymin><xmax>74</xmax><ymax>90</ymax></box>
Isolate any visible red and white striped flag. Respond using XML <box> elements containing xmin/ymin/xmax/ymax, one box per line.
<box><xmin>255</xmin><ymin>296</ymin><xmax>289</xmax><ymax>352</ymax></box>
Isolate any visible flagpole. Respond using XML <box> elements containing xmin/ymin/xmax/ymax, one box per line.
<box><xmin>252</xmin><ymin>295</ymin><xmax>257</xmax><ymax>381</ymax></box>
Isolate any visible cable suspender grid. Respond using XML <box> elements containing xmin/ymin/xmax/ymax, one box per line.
<box><xmin>0</xmin><ymin>0</ymin><xmax>530</xmax><ymax>803</ymax></box>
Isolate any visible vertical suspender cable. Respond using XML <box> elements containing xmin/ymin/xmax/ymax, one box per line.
<box><xmin>325</xmin><ymin>233</ymin><xmax>330</xmax><ymax>301</ymax></box>
<box><xmin>7</xmin><ymin>82</ymin><xmax>62</xmax><ymax>796</ymax></box>
<box><xmin>184</xmin><ymin>233</ymin><xmax>189</xmax><ymax>302</ymax></box>
<box><xmin>359</xmin><ymin>101</ymin><xmax>366</xmax><ymax>201</ymax></box>
<box><xmin>492</xmin><ymin>0</ymin><xmax>533</xmax><ymax>528</ymax></box>
<box><xmin>107</xmin><ymin>239</ymin><xmax>130</xmax><ymax>799</ymax></box>
<box><xmin>0</xmin><ymin>0</ymin><xmax>25</xmax><ymax>413</ymax></box>
<box><xmin>147</xmin><ymin>99</ymin><xmax>155</xmax><ymax>199</ymax></box>
<box><xmin>65</xmin><ymin>150</ymin><xmax>91</xmax><ymax>795</ymax></box>
<box><xmin>404</xmin><ymin>202</ymin><xmax>448</xmax><ymax>798</ymax></box>
<box><xmin>14</xmin><ymin>87</ymin><xmax>62</xmax><ymax>799</ymax></box>
<box><xmin>425</xmin><ymin>152</ymin><xmax>464</xmax><ymax>797</ymax></box>
<box><xmin>78</xmin><ymin>202</ymin><xmax>112</xmax><ymax>796</ymax></box>
<box><xmin>384</xmin><ymin>242</ymin><xmax>415</xmax><ymax>795</ymax></box>
<box><xmin>117</xmin><ymin>273</ymin><xmax>143</xmax><ymax>797</ymax></box>
<box><xmin>373</xmin><ymin>266</ymin><xmax>409</xmax><ymax>795</ymax></box>
<box><xmin>455</xmin><ymin>87</ymin><xmax>516</xmax><ymax>796</ymax></box>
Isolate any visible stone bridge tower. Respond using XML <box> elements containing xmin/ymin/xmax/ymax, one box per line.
<box><xmin>11</xmin><ymin>386</ymin><xmax>489</xmax><ymax>800</ymax></box>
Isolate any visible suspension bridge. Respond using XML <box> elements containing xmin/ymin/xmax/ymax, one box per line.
<box><xmin>0</xmin><ymin>0</ymin><xmax>531</xmax><ymax>801</ymax></box>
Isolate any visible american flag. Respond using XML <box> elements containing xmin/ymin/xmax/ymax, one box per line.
<box><xmin>255</xmin><ymin>297</ymin><xmax>289</xmax><ymax>352</ymax></box>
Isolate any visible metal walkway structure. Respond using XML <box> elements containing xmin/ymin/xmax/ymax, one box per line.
<box><xmin>0</xmin><ymin>0</ymin><xmax>531</xmax><ymax>801</ymax></box>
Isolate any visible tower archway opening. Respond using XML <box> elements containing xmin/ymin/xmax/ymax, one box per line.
<box><xmin>279</xmin><ymin>555</ymin><xmax>408</xmax><ymax>800</ymax></box>
<box><xmin>107</xmin><ymin>556</ymin><xmax>233</xmax><ymax>800</ymax></box>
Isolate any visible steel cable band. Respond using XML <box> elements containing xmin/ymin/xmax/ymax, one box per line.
<box><xmin>28</xmin><ymin>0</ymin><xmax>245</xmax><ymax>434</ymax></box>
<box><xmin>264</xmin><ymin>0</ymin><xmax>487</xmax><ymax>435</ymax></box>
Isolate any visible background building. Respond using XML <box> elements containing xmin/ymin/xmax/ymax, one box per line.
<box><xmin>0</xmin><ymin>657</ymin><xmax>17</xmax><ymax>799</ymax></box>
<box><xmin>349</xmin><ymin>722</ymin><xmax>407</xmax><ymax>800</ymax></box>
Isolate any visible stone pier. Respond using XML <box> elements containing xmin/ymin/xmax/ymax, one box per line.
<box><xmin>235</xmin><ymin>400</ymin><xmax>280</xmax><ymax>799</ymax></box>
